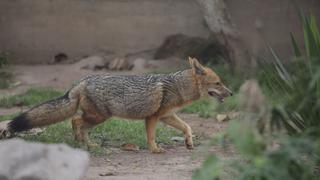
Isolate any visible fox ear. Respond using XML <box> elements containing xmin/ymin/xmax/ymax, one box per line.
<box><xmin>188</xmin><ymin>57</ymin><xmax>206</xmax><ymax>75</ymax></box>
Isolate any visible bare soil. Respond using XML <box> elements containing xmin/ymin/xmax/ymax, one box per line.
<box><xmin>0</xmin><ymin>64</ymin><xmax>234</xmax><ymax>180</ymax></box>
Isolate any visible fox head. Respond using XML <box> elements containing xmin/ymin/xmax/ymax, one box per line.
<box><xmin>189</xmin><ymin>57</ymin><xmax>233</xmax><ymax>102</ymax></box>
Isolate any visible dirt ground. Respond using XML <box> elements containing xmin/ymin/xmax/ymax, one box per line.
<box><xmin>0</xmin><ymin>63</ymin><xmax>234</xmax><ymax>180</ymax></box>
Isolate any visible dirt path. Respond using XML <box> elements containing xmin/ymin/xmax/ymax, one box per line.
<box><xmin>85</xmin><ymin>114</ymin><xmax>231</xmax><ymax>180</ymax></box>
<box><xmin>1</xmin><ymin>64</ymin><xmax>234</xmax><ymax>180</ymax></box>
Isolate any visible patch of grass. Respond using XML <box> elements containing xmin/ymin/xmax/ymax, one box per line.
<box><xmin>92</xmin><ymin>118</ymin><xmax>181</xmax><ymax>149</ymax></box>
<box><xmin>180</xmin><ymin>99</ymin><xmax>218</xmax><ymax>118</ymax></box>
<box><xmin>0</xmin><ymin>88</ymin><xmax>63</xmax><ymax>108</ymax></box>
<box><xmin>0</xmin><ymin>53</ymin><xmax>8</xmax><ymax>68</ymax></box>
<box><xmin>215</xmin><ymin>95</ymin><xmax>239</xmax><ymax>112</ymax></box>
<box><xmin>0</xmin><ymin>71</ymin><xmax>12</xmax><ymax>89</ymax></box>
<box><xmin>21</xmin><ymin>118</ymin><xmax>181</xmax><ymax>154</ymax></box>
<box><xmin>180</xmin><ymin>96</ymin><xmax>239</xmax><ymax>118</ymax></box>
<box><xmin>0</xmin><ymin>53</ymin><xmax>11</xmax><ymax>89</ymax></box>
<box><xmin>0</xmin><ymin>113</ymin><xmax>19</xmax><ymax>121</ymax></box>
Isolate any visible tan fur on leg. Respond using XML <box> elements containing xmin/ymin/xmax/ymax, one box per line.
<box><xmin>72</xmin><ymin>115</ymin><xmax>85</xmax><ymax>142</ymax></box>
<box><xmin>161</xmin><ymin>113</ymin><xmax>194</xmax><ymax>149</ymax></box>
<box><xmin>145</xmin><ymin>116</ymin><xmax>165</xmax><ymax>153</ymax></box>
<box><xmin>71</xmin><ymin>115</ymin><xmax>102</xmax><ymax>149</ymax></box>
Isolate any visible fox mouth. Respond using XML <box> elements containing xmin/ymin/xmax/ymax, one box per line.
<box><xmin>208</xmin><ymin>91</ymin><xmax>224</xmax><ymax>102</ymax></box>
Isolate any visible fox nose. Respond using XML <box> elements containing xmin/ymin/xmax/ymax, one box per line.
<box><xmin>230</xmin><ymin>92</ymin><xmax>233</xmax><ymax>96</ymax></box>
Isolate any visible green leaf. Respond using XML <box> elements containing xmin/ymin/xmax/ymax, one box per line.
<box><xmin>267</xmin><ymin>43</ymin><xmax>293</xmax><ymax>87</ymax></box>
<box><xmin>290</xmin><ymin>32</ymin><xmax>302</xmax><ymax>57</ymax></box>
<box><xmin>192</xmin><ymin>155</ymin><xmax>221</xmax><ymax>180</ymax></box>
<box><xmin>303</xmin><ymin>16</ymin><xmax>320</xmax><ymax>57</ymax></box>
<box><xmin>309</xmin><ymin>14</ymin><xmax>320</xmax><ymax>50</ymax></box>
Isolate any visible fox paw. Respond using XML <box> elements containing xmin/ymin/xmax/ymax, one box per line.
<box><xmin>185</xmin><ymin>139</ymin><xmax>194</xmax><ymax>150</ymax></box>
<box><xmin>150</xmin><ymin>146</ymin><xmax>166</xmax><ymax>154</ymax></box>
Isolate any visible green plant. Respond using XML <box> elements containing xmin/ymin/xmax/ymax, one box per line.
<box><xmin>180</xmin><ymin>99</ymin><xmax>218</xmax><ymax>118</ymax></box>
<box><xmin>193</xmin><ymin>120</ymin><xmax>317</xmax><ymax>180</ymax></box>
<box><xmin>0</xmin><ymin>88</ymin><xmax>63</xmax><ymax>108</ymax></box>
<box><xmin>18</xmin><ymin>118</ymin><xmax>181</xmax><ymax>155</ymax></box>
<box><xmin>194</xmin><ymin>13</ymin><xmax>320</xmax><ymax>180</ymax></box>
<box><xmin>0</xmin><ymin>53</ymin><xmax>8</xmax><ymax>68</ymax></box>
<box><xmin>259</xmin><ymin>14</ymin><xmax>320</xmax><ymax>135</ymax></box>
<box><xmin>0</xmin><ymin>53</ymin><xmax>11</xmax><ymax>89</ymax></box>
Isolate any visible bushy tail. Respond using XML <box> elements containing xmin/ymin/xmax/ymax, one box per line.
<box><xmin>9</xmin><ymin>88</ymin><xmax>80</xmax><ymax>133</ymax></box>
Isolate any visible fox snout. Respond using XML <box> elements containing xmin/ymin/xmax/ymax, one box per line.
<box><xmin>208</xmin><ymin>85</ymin><xmax>233</xmax><ymax>102</ymax></box>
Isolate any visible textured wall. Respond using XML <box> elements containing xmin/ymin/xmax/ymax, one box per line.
<box><xmin>226</xmin><ymin>0</ymin><xmax>320</xmax><ymax>60</ymax></box>
<box><xmin>0</xmin><ymin>0</ymin><xmax>319</xmax><ymax>64</ymax></box>
<box><xmin>0</xmin><ymin>0</ymin><xmax>209</xmax><ymax>64</ymax></box>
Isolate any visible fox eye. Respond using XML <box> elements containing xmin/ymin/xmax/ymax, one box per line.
<box><xmin>215</xmin><ymin>82</ymin><xmax>221</xmax><ymax>85</ymax></box>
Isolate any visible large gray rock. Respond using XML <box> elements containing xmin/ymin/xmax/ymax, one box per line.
<box><xmin>0</xmin><ymin>139</ymin><xmax>89</xmax><ymax>180</ymax></box>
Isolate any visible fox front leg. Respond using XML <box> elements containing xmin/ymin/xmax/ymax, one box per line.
<box><xmin>161</xmin><ymin>113</ymin><xmax>194</xmax><ymax>150</ymax></box>
<box><xmin>145</xmin><ymin>116</ymin><xmax>165</xmax><ymax>153</ymax></box>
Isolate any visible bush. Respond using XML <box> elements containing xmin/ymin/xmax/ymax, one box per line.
<box><xmin>193</xmin><ymin>13</ymin><xmax>320</xmax><ymax>180</ymax></box>
<box><xmin>0</xmin><ymin>53</ymin><xmax>8</xmax><ymax>68</ymax></box>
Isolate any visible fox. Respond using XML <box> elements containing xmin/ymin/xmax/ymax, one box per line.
<box><xmin>8</xmin><ymin>57</ymin><xmax>232</xmax><ymax>153</ymax></box>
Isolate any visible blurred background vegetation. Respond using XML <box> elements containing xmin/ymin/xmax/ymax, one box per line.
<box><xmin>193</xmin><ymin>13</ymin><xmax>320</xmax><ymax>180</ymax></box>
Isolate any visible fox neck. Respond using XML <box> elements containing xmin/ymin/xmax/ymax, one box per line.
<box><xmin>173</xmin><ymin>69</ymin><xmax>201</xmax><ymax>104</ymax></box>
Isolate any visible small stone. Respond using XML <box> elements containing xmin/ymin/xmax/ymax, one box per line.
<box><xmin>99</xmin><ymin>172</ymin><xmax>116</xmax><ymax>176</ymax></box>
<box><xmin>120</xmin><ymin>143</ymin><xmax>139</xmax><ymax>151</ymax></box>
<box><xmin>216</xmin><ymin>114</ymin><xmax>229</xmax><ymax>122</ymax></box>
<box><xmin>170</xmin><ymin>136</ymin><xmax>185</xmax><ymax>142</ymax></box>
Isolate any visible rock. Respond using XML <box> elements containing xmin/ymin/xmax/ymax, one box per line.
<box><xmin>109</xmin><ymin>58</ymin><xmax>134</xmax><ymax>71</ymax></box>
<box><xmin>216</xmin><ymin>114</ymin><xmax>229</xmax><ymax>122</ymax></box>
<box><xmin>131</xmin><ymin>58</ymin><xmax>147</xmax><ymax>72</ymax></box>
<box><xmin>99</xmin><ymin>172</ymin><xmax>117</xmax><ymax>176</ymax></box>
<box><xmin>238</xmin><ymin>80</ymin><xmax>266</xmax><ymax>113</ymax></box>
<box><xmin>154</xmin><ymin>34</ymin><xmax>229</xmax><ymax>65</ymax></box>
<box><xmin>170</xmin><ymin>136</ymin><xmax>185</xmax><ymax>142</ymax></box>
<box><xmin>0</xmin><ymin>139</ymin><xmax>89</xmax><ymax>180</ymax></box>
<box><xmin>120</xmin><ymin>143</ymin><xmax>139</xmax><ymax>151</ymax></box>
<box><xmin>76</xmin><ymin>55</ymin><xmax>107</xmax><ymax>70</ymax></box>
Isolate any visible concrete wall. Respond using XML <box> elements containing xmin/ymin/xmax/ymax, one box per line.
<box><xmin>0</xmin><ymin>0</ymin><xmax>319</xmax><ymax>64</ymax></box>
<box><xmin>226</xmin><ymin>0</ymin><xmax>320</xmax><ymax>60</ymax></box>
<box><xmin>0</xmin><ymin>0</ymin><xmax>209</xmax><ymax>64</ymax></box>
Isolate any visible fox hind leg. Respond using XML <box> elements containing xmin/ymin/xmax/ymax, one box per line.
<box><xmin>71</xmin><ymin>112</ymin><xmax>108</xmax><ymax>149</ymax></box>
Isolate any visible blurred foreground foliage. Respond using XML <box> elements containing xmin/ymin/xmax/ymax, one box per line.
<box><xmin>193</xmin><ymin>13</ymin><xmax>320</xmax><ymax>180</ymax></box>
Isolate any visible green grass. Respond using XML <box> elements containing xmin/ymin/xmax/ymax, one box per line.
<box><xmin>180</xmin><ymin>99</ymin><xmax>218</xmax><ymax>118</ymax></box>
<box><xmin>20</xmin><ymin>118</ymin><xmax>180</xmax><ymax>155</ymax></box>
<box><xmin>0</xmin><ymin>113</ymin><xmax>19</xmax><ymax>121</ymax></box>
<box><xmin>0</xmin><ymin>71</ymin><xmax>12</xmax><ymax>89</ymax></box>
<box><xmin>1</xmin><ymin>112</ymin><xmax>181</xmax><ymax>154</ymax></box>
<box><xmin>180</xmin><ymin>95</ymin><xmax>238</xmax><ymax>118</ymax></box>
<box><xmin>215</xmin><ymin>95</ymin><xmax>239</xmax><ymax>112</ymax></box>
<box><xmin>92</xmin><ymin>118</ymin><xmax>181</xmax><ymax>148</ymax></box>
<box><xmin>0</xmin><ymin>88</ymin><xmax>63</xmax><ymax>108</ymax></box>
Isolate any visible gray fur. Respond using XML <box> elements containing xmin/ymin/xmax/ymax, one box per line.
<box><xmin>77</xmin><ymin>70</ymin><xmax>199</xmax><ymax>119</ymax></box>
